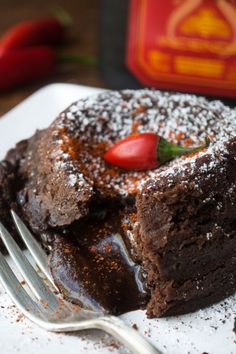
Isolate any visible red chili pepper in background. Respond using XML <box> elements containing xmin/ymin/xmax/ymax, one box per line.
<box><xmin>0</xmin><ymin>17</ymin><xmax>68</xmax><ymax>54</ymax></box>
<box><xmin>0</xmin><ymin>47</ymin><xmax>96</xmax><ymax>91</ymax></box>
<box><xmin>104</xmin><ymin>133</ymin><xmax>210</xmax><ymax>171</ymax></box>
<box><xmin>0</xmin><ymin>47</ymin><xmax>56</xmax><ymax>90</ymax></box>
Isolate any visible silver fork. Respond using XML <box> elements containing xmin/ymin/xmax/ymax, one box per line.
<box><xmin>0</xmin><ymin>210</ymin><xmax>161</xmax><ymax>354</ymax></box>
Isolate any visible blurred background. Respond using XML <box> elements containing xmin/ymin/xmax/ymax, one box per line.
<box><xmin>0</xmin><ymin>0</ymin><xmax>103</xmax><ymax>115</ymax></box>
<box><xmin>1</xmin><ymin>0</ymin><xmax>235</xmax><ymax>115</ymax></box>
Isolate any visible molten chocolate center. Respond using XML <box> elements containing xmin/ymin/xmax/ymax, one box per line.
<box><xmin>50</xmin><ymin>209</ymin><xmax>147</xmax><ymax>315</ymax></box>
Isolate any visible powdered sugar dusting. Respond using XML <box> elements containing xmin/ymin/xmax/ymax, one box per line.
<box><xmin>50</xmin><ymin>89</ymin><xmax>235</xmax><ymax>197</ymax></box>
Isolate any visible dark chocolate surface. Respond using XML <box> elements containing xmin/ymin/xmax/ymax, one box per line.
<box><xmin>1</xmin><ymin>89</ymin><xmax>236</xmax><ymax>318</ymax></box>
<box><xmin>50</xmin><ymin>210</ymin><xmax>147</xmax><ymax>315</ymax></box>
<box><xmin>137</xmin><ymin>138</ymin><xmax>236</xmax><ymax>317</ymax></box>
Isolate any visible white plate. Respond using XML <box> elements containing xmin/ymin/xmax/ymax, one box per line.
<box><xmin>0</xmin><ymin>83</ymin><xmax>235</xmax><ymax>354</ymax></box>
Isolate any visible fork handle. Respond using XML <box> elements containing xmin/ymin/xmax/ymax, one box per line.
<box><xmin>94</xmin><ymin>315</ymin><xmax>161</xmax><ymax>354</ymax></box>
<box><xmin>46</xmin><ymin>314</ymin><xmax>161</xmax><ymax>353</ymax></box>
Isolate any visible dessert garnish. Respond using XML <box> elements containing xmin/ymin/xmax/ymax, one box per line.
<box><xmin>104</xmin><ymin>133</ymin><xmax>210</xmax><ymax>171</ymax></box>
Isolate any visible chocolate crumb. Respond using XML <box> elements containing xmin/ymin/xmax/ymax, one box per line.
<box><xmin>132</xmin><ymin>323</ymin><xmax>138</xmax><ymax>330</ymax></box>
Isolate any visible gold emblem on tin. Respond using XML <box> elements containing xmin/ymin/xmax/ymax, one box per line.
<box><xmin>162</xmin><ymin>0</ymin><xmax>236</xmax><ymax>55</ymax></box>
<box><xmin>179</xmin><ymin>8</ymin><xmax>231</xmax><ymax>38</ymax></box>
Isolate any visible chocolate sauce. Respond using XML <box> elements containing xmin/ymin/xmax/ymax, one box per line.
<box><xmin>50</xmin><ymin>211</ymin><xmax>147</xmax><ymax>315</ymax></box>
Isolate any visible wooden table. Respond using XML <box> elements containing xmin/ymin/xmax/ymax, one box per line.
<box><xmin>0</xmin><ymin>0</ymin><xmax>105</xmax><ymax>116</ymax></box>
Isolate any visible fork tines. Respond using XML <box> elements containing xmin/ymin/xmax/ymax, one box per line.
<box><xmin>0</xmin><ymin>211</ymin><xmax>63</xmax><ymax>319</ymax></box>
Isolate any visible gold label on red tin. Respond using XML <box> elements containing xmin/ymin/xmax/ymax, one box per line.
<box><xmin>127</xmin><ymin>0</ymin><xmax>236</xmax><ymax>97</ymax></box>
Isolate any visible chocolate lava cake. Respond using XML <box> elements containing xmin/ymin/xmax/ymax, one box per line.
<box><xmin>1</xmin><ymin>89</ymin><xmax>236</xmax><ymax>317</ymax></box>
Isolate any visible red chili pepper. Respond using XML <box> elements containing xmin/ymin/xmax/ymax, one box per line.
<box><xmin>0</xmin><ymin>17</ymin><xmax>67</xmax><ymax>54</ymax></box>
<box><xmin>104</xmin><ymin>133</ymin><xmax>210</xmax><ymax>171</ymax></box>
<box><xmin>0</xmin><ymin>46</ymin><xmax>56</xmax><ymax>90</ymax></box>
<box><xmin>0</xmin><ymin>47</ymin><xmax>96</xmax><ymax>91</ymax></box>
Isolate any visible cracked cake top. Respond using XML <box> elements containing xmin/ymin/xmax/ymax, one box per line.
<box><xmin>18</xmin><ymin>89</ymin><xmax>236</xmax><ymax>228</ymax></box>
